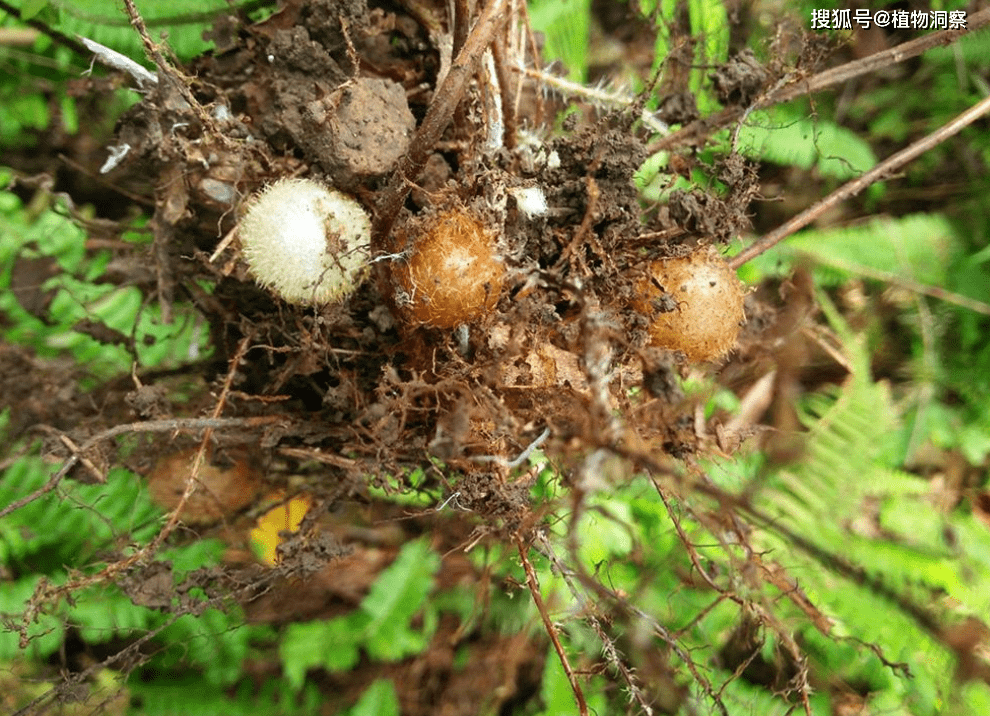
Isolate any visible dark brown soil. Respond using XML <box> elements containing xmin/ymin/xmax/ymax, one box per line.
<box><xmin>88</xmin><ymin>0</ymin><xmax>743</xmax><ymax>489</ymax></box>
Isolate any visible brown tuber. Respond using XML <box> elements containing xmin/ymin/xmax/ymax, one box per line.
<box><xmin>148</xmin><ymin>448</ymin><xmax>261</xmax><ymax>526</ymax></box>
<box><xmin>392</xmin><ymin>209</ymin><xmax>505</xmax><ymax>328</ymax></box>
<box><xmin>632</xmin><ymin>246</ymin><xmax>746</xmax><ymax>362</ymax></box>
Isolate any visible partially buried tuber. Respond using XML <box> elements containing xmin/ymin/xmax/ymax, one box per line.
<box><xmin>237</xmin><ymin>178</ymin><xmax>371</xmax><ymax>305</ymax></box>
<box><xmin>392</xmin><ymin>208</ymin><xmax>505</xmax><ymax>328</ymax></box>
<box><xmin>148</xmin><ymin>448</ymin><xmax>261</xmax><ymax>526</ymax></box>
<box><xmin>632</xmin><ymin>246</ymin><xmax>746</xmax><ymax>362</ymax></box>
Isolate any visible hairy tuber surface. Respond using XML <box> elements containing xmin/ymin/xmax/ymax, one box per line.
<box><xmin>238</xmin><ymin>178</ymin><xmax>371</xmax><ymax>304</ymax></box>
<box><xmin>632</xmin><ymin>246</ymin><xmax>746</xmax><ymax>362</ymax></box>
<box><xmin>392</xmin><ymin>209</ymin><xmax>505</xmax><ymax>328</ymax></box>
<box><xmin>148</xmin><ymin>448</ymin><xmax>261</xmax><ymax>526</ymax></box>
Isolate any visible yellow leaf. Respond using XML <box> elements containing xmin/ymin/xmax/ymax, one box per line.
<box><xmin>249</xmin><ymin>493</ymin><xmax>311</xmax><ymax>566</ymax></box>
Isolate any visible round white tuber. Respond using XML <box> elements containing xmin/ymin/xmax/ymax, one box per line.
<box><xmin>237</xmin><ymin>178</ymin><xmax>371</xmax><ymax>304</ymax></box>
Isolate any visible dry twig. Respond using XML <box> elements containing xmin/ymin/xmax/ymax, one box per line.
<box><xmin>373</xmin><ymin>0</ymin><xmax>509</xmax><ymax>249</ymax></box>
<box><xmin>0</xmin><ymin>416</ymin><xmax>279</xmax><ymax>522</ymax></box>
<box><xmin>730</xmin><ymin>91</ymin><xmax>990</xmax><ymax>268</ymax></box>
<box><xmin>648</xmin><ymin>8</ymin><xmax>990</xmax><ymax>154</ymax></box>
<box><xmin>516</xmin><ymin>535</ymin><xmax>589</xmax><ymax>716</ymax></box>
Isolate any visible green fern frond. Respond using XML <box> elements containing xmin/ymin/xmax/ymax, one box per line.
<box><xmin>746</xmin><ymin>294</ymin><xmax>990</xmax><ymax>715</ymax></box>
<box><xmin>0</xmin><ymin>459</ymin><xmax>161</xmax><ymax>568</ymax></box>
<box><xmin>784</xmin><ymin>214</ymin><xmax>959</xmax><ymax>288</ymax></box>
<box><xmin>739</xmin><ymin>106</ymin><xmax>877</xmax><ymax>181</ymax></box>
<box><xmin>37</xmin><ymin>0</ymin><xmax>263</xmax><ymax>62</ymax></box>
<box><xmin>0</xmin><ymin>577</ymin><xmax>65</xmax><ymax>659</ymax></box>
<box><xmin>527</xmin><ymin>0</ymin><xmax>592</xmax><ymax>85</ymax></box>
<box><xmin>761</xmin><ymin>296</ymin><xmax>897</xmax><ymax>531</ymax></box>
<box><xmin>279</xmin><ymin>538</ymin><xmax>440</xmax><ymax>691</ymax></box>
<box><xmin>349</xmin><ymin>680</ymin><xmax>400</xmax><ymax>716</ymax></box>
<box><xmin>130</xmin><ymin>674</ymin><xmax>322</xmax><ymax>716</ymax></box>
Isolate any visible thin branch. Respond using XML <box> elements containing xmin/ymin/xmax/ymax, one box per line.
<box><xmin>730</xmin><ymin>91</ymin><xmax>990</xmax><ymax>269</ymax></box>
<box><xmin>516</xmin><ymin>536</ymin><xmax>589</xmax><ymax>716</ymax></box>
<box><xmin>775</xmin><ymin>9</ymin><xmax>990</xmax><ymax>106</ymax></box>
<box><xmin>652</xmin><ymin>478</ymin><xmax>742</xmax><ymax>603</ymax></box>
<box><xmin>155</xmin><ymin>335</ymin><xmax>253</xmax><ymax>554</ymax></box>
<box><xmin>648</xmin><ymin>8</ymin><xmax>990</xmax><ymax>154</ymax></box>
<box><xmin>48</xmin><ymin>428</ymin><xmax>106</xmax><ymax>484</ymax></box>
<box><xmin>534</xmin><ymin>534</ymin><xmax>655</xmax><ymax>715</ymax></box>
<box><xmin>373</xmin><ymin>0</ymin><xmax>509</xmax><ymax>251</ymax></box>
<box><xmin>536</xmin><ymin>529</ymin><xmax>730</xmax><ymax>716</ymax></box>
<box><xmin>797</xmin><ymin>254</ymin><xmax>990</xmax><ymax>316</ymax></box>
<box><xmin>619</xmin><ymin>442</ymin><xmax>949</xmax><ymax>643</ymax></box>
<box><xmin>17</xmin><ymin>339</ymin><xmax>272</xmax><ymax>620</ymax></box>
<box><xmin>120</xmin><ymin>0</ymin><xmax>227</xmax><ymax>147</ymax></box>
<box><xmin>452</xmin><ymin>0</ymin><xmax>470</xmax><ymax>59</ymax></box>
<box><xmin>11</xmin><ymin>558</ymin><xmax>282</xmax><ymax>716</ymax></box>
<box><xmin>0</xmin><ymin>416</ymin><xmax>279</xmax><ymax>521</ymax></box>
<box><xmin>471</xmin><ymin>426</ymin><xmax>550</xmax><ymax>468</ymax></box>
<box><xmin>10</xmin><ymin>612</ymin><xmax>185</xmax><ymax>716</ymax></box>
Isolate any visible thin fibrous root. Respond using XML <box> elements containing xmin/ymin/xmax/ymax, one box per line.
<box><xmin>520</xmin><ymin>66</ymin><xmax>669</xmax><ymax>136</ymax></box>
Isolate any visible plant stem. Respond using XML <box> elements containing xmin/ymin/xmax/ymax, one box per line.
<box><xmin>517</xmin><ymin>537</ymin><xmax>589</xmax><ymax>716</ymax></box>
<box><xmin>373</xmin><ymin>0</ymin><xmax>509</xmax><ymax>252</ymax></box>
<box><xmin>649</xmin><ymin>8</ymin><xmax>990</xmax><ymax>154</ymax></box>
<box><xmin>730</xmin><ymin>91</ymin><xmax>990</xmax><ymax>269</ymax></box>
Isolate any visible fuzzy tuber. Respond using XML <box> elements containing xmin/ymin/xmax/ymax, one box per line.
<box><xmin>392</xmin><ymin>209</ymin><xmax>506</xmax><ymax>328</ymax></box>
<box><xmin>632</xmin><ymin>246</ymin><xmax>746</xmax><ymax>362</ymax></box>
<box><xmin>148</xmin><ymin>448</ymin><xmax>261</xmax><ymax>526</ymax></box>
<box><xmin>237</xmin><ymin>178</ymin><xmax>371</xmax><ymax>304</ymax></box>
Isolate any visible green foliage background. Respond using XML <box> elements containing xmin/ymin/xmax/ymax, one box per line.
<box><xmin>2</xmin><ymin>0</ymin><xmax>990</xmax><ymax>714</ymax></box>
